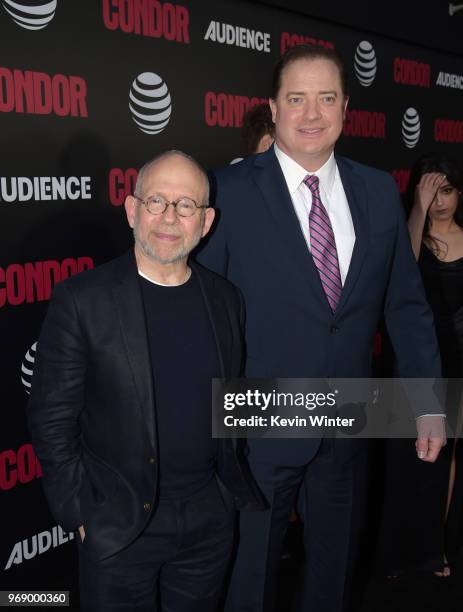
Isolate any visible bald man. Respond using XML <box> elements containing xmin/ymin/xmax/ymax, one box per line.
<box><xmin>28</xmin><ymin>150</ymin><xmax>264</xmax><ymax>612</ymax></box>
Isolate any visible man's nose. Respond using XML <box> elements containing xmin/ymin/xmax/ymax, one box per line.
<box><xmin>162</xmin><ymin>202</ymin><xmax>178</xmax><ymax>222</ymax></box>
<box><xmin>305</xmin><ymin>99</ymin><xmax>322</xmax><ymax>120</ymax></box>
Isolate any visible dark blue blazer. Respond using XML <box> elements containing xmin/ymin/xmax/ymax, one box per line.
<box><xmin>197</xmin><ymin>146</ymin><xmax>441</xmax><ymax>463</ymax></box>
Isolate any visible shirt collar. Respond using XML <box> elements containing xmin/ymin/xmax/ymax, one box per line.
<box><xmin>274</xmin><ymin>144</ymin><xmax>336</xmax><ymax>197</ymax></box>
<box><xmin>138</xmin><ymin>268</ymin><xmax>192</xmax><ymax>287</ymax></box>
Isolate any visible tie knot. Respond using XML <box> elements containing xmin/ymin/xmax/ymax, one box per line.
<box><xmin>303</xmin><ymin>174</ymin><xmax>319</xmax><ymax>195</ymax></box>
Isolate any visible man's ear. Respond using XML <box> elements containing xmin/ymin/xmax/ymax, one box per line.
<box><xmin>201</xmin><ymin>207</ymin><xmax>216</xmax><ymax>238</ymax></box>
<box><xmin>269</xmin><ymin>97</ymin><xmax>277</xmax><ymax>124</ymax></box>
<box><xmin>343</xmin><ymin>95</ymin><xmax>349</xmax><ymax>120</ymax></box>
<box><xmin>124</xmin><ymin>195</ymin><xmax>137</xmax><ymax>229</ymax></box>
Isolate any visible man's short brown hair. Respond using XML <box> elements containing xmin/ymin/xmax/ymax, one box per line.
<box><xmin>271</xmin><ymin>44</ymin><xmax>348</xmax><ymax>100</ymax></box>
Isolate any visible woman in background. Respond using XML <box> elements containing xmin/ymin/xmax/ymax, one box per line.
<box><xmin>381</xmin><ymin>154</ymin><xmax>463</xmax><ymax>577</ymax></box>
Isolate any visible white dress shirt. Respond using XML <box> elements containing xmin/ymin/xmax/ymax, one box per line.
<box><xmin>274</xmin><ymin>144</ymin><xmax>356</xmax><ymax>285</ymax></box>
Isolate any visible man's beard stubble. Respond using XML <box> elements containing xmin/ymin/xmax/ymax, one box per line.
<box><xmin>132</xmin><ymin>220</ymin><xmax>204</xmax><ymax>265</ymax></box>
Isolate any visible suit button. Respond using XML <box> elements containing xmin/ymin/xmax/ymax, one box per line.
<box><xmin>143</xmin><ymin>502</ymin><xmax>151</xmax><ymax>511</ymax></box>
<box><xmin>330</xmin><ymin>325</ymin><xmax>339</xmax><ymax>334</ymax></box>
<box><xmin>149</xmin><ymin>457</ymin><xmax>155</xmax><ymax>464</ymax></box>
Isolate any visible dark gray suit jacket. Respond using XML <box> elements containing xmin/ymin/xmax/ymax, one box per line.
<box><xmin>28</xmin><ymin>251</ymin><xmax>265</xmax><ymax>560</ymax></box>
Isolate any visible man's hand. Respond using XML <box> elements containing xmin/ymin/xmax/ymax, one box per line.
<box><xmin>415</xmin><ymin>415</ymin><xmax>446</xmax><ymax>462</ymax></box>
<box><xmin>78</xmin><ymin>525</ymin><xmax>85</xmax><ymax>542</ymax></box>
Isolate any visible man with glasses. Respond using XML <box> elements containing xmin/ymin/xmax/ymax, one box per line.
<box><xmin>28</xmin><ymin>150</ymin><xmax>264</xmax><ymax>611</ymax></box>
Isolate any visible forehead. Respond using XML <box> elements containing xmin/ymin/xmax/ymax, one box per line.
<box><xmin>279</xmin><ymin>58</ymin><xmax>343</xmax><ymax>92</ymax></box>
<box><xmin>141</xmin><ymin>155</ymin><xmax>206</xmax><ymax>196</ymax></box>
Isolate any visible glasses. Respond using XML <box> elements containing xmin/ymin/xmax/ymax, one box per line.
<box><xmin>133</xmin><ymin>194</ymin><xmax>207</xmax><ymax>217</ymax></box>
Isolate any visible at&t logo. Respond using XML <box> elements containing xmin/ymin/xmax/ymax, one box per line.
<box><xmin>354</xmin><ymin>41</ymin><xmax>376</xmax><ymax>87</ymax></box>
<box><xmin>2</xmin><ymin>0</ymin><xmax>57</xmax><ymax>30</ymax></box>
<box><xmin>21</xmin><ymin>342</ymin><xmax>37</xmax><ymax>395</ymax></box>
<box><xmin>129</xmin><ymin>72</ymin><xmax>172</xmax><ymax>135</ymax></box>
<box><xmin>402</xmin><ymin>107</ymin><xmax>420</xmax><ymax>148</ymax></box>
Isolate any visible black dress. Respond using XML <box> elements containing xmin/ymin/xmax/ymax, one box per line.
<box><xmin>419</xmin><ymin>243</ymin><xmax>463</xmax><ymax>378</ymax></box>
<box><xmin>379</xmin><ymin>243</ymin><xmax>463</xmax><ymax>574</ymax></box>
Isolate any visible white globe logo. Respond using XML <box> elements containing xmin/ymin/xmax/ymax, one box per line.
<box><xmin>402</xmin><ymin>107</ymin><xmax>420</xmax><ymax>149</ymax></box>
<box><xmin>21</xmin><ymin>341</ymin><xmax>37</xmax><ymax>395</ymax></box>
<box><xmin>354</xmin><ymin>41</ymin><xmax>377</xmax><ymax>87</ymax></box>
<box><xmin>129</xmin><ymin>72</ymin><xmax>172</xmax><ymax>135</ymax></box>
<box><xmin>2</xmin><ymin>0</ymin><xmax>57</xmax><ymax>30</ymax></box>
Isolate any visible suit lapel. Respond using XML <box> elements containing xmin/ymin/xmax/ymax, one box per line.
<box><xmin>253</xmin><ymin>149</ymin><xmax>370</xmax><ymax>317</ymax></box>
<box><xmin>192</xmin><ymin>262</ymin><xmax>229</xmax><ymax>378</ymax></box>
<box><xmin>253</xmin><ymin>148</ymin><xmax>329</xmax><ymax>311</ymax></box>
<box><xmin>112</xmin><ymin>252</ymin><xmax>156</xmax><ymax>451</ymax></box>
<box><xmin>335</xmin><ymin>156</ymin><xmax>369</xmax><ymax>316</ymax></box>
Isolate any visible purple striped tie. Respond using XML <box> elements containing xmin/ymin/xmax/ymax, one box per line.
<box><xmin>304</xmin><ymin>174</ymin><xmax>342</xmax><ymax>311</ymax></box>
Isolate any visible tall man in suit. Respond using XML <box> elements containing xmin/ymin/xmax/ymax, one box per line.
<box><xmin>197</xmin><ymin>45</ymin><xmax>446</xmax><ymax>611</ymax></box>
<box><xmin>28</xmin><ymin>150</ymin><xmax>264</xmax><ymax>612</ymax></box>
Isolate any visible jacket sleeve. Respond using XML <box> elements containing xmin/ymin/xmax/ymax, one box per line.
<box><xmin>195</xmin><ymin>170</ymin><xmax>230</xmax><ymax>276</ymax></box>
<box><xmin>383</xmin><ymin>177</ymin><xmax>442</xmax><ymax>383</ymax></box>
<box><xmin>27</xmin><ymin>281</ymin><xmax>86</xmax><ymax>531</ymax></box>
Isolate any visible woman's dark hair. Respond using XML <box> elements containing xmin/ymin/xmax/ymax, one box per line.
<box><xmin>241</xmin><ymin>103</ymin><xmax>275</xmax><ymax>155</ymax></box>
<box><xmin>406</xmin><ymin>152</ymin><xmax>463</xmax><ymax>257</ymax></box>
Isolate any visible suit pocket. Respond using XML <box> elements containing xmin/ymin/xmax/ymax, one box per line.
<box><xmin>81</xmin><ymin>444</ymin><xmax>121</xmax><ymax>506</ymax></box>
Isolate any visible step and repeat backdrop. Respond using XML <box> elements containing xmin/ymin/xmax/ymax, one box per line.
<box><xmin>1</xmin><ymin>0</ymin><xmax>462</xmax><ymax>604</ymax></box>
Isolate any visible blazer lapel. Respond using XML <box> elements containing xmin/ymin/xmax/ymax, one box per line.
<box><xmin>192</xmin><ymin>262</ymin><xmax>228</xmax><ymax>378</ymax></box>
<box><xmin>112</xmin><ymin>252</ymin><xmax>156</xmax><ymax>451</ymax></box>
<box><xmin>335</xmin><ymin>156</ymin><xmax>369</xmax><ymax>316</ymax></box>
<box><xmin>253</xmin><ymin>148</ymin><xmax>329</xmax><ymax>311</ymax></box>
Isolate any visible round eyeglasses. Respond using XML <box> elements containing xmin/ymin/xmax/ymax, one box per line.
<box><xmin>133</xmin><ymin>194</ymin><xmax>207</xmax><ymax>217</ymax></box>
